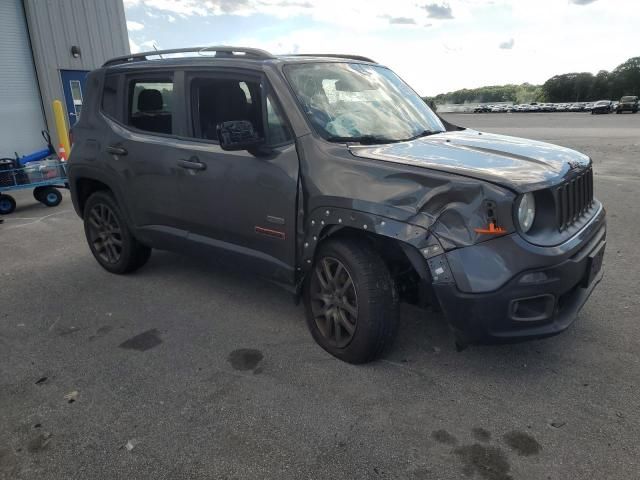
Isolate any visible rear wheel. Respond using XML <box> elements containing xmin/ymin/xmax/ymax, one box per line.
<box><xmin>83</xmin><ymin>191</ymin><xmax>151</xmax><ymax>274</ymax></box>
<box><xmin>0</xmin><ymin>194</ymin><xmax>16</xmax><ymax>214</ymax></box>
<box><xmin>304</xmin><ymin>238</ymin><xmax>398</xmax><ymax>364</ymax></box>
<box><xmin>39</xmin><ymin>187</ymin><xmax>62</xmax><ymax>207</ymax></box>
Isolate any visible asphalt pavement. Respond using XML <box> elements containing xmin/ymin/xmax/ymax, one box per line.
<box><xmin>1</xmin><ymin>112</ymin><xmax>639</xmax><ymax>479</ymax></box>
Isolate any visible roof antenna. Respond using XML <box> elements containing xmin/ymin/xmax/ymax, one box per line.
<box><xmin>153</xmin><ymin>44</ymin><xmax>164</xmax><ymax>59</ymax></box>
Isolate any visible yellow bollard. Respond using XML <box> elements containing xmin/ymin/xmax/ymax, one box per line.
<box><xmin>52</xmin><ymin>100</ymin><xmax>71</xmax><ymax>159</ymax></box>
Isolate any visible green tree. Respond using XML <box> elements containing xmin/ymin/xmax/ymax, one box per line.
<box><xmin>429</xmin><ymin>56</ymin><xmax>640</xmax><ymax>105</ymax></box>
<box><xmin>589</xmin><ymin>70</ymin><xmax>611</xmax><ymax>100</ymax></box>
<box><xmin>610</xmin><ymin>56</ymin><xmax>640</xmax><ymax>98</ymax></box>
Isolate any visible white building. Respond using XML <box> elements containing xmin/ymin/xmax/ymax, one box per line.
<box><xmin>0</xmin><ymin>0</ymin><xmax>129</xmax><ymax>158</ymax></box>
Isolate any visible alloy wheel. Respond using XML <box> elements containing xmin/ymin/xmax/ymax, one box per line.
<box><xmin>87</xmin><ymin>203</ymin><xmax>123</xmax><ymax>264</ymax></box>
<box><xmin>310</xmin><ymin>256</ymin><xmax>358</xmax><ymax>348</ymax></box>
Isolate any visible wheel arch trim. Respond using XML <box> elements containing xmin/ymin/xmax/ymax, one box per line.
<box><xmin>69</xmin><ymin>166</ymin><xmax>135</xmax><ymax>228</ymax></box>
<box><xmin>298</xmin><ymin>207</ymin><xmax>438</xmax><ymax>279</ymax></box>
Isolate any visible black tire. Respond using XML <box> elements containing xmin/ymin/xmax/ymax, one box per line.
<box><xmin>304</xmin><ymin>238</ymin><xmax>399</xmax><ymax>364</ymax></box>
<box><xmin>83</xmin><ymin>190</ymin><xmax>151</xmax><ymax>274</ymax></box>
<box><xmin>33</xmin><ymin>186</ymin><xmax>47</xmax><ymax>202</ymax></box>
<box><xmin>39</xmin><ymin>187</ymin><xmax>62</xmax><ymax>207</ymax></box>
<box><xmin>0</xmin><ymin>194</ymin><xmax>16</xmax><ymax>214</ymax></box>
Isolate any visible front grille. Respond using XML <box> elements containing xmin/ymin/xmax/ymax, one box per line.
<box><xmin>554</xmin><ymin>167</ymin><xmax>593</xmax><ymax>231</ymax></box>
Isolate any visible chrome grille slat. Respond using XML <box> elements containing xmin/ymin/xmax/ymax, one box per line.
<box><xmin>555</xmin><ymin>167</ymin><xmax>593</xmax><ymax>231</ymax></box>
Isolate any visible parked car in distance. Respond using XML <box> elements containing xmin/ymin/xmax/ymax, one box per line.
<box><xmin>67</xmin><ymin>46</ymin><xmax>607</xmax><ymax>363</ymax></box>
<box><xmin>616</xmin><ymin>95</ymin><xmax>638</xmax><ymax>113</ymax></box>
<box><xmin>591</xmin><ymin>100</ymin><xmax>612</xmax><ymax>114</ymax></box>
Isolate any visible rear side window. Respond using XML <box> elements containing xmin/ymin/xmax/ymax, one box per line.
<box><xmin>127</xmin><ymin>79</ymin><xmax>173</xmax><ymax>135</ymax></box>
<box><xmin>101</xmin><ymin>74</ymin><xmax>120</xmax><ymax>120</ymax></box>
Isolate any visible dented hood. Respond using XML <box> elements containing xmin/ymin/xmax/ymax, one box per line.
<box><xmin>348</xmin><ymin>129</ymin><xmax>591</xmax><ymax>193</ymax></box>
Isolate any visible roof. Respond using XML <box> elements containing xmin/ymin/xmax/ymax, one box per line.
<box><xmin>102</xmin><ymin>46</ymin><xmax>377</xmax><ymax>70</ymax></box>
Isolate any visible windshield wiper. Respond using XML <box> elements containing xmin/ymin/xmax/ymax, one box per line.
<box><xmin>403</xmin><ymin>130</ymin><xmax>438</xmax><ymax>142</ymax></box>
<box><xmin>326</xmin><ymin>135</ymin><xmax>398</xmax><ymax>145</ymax></box>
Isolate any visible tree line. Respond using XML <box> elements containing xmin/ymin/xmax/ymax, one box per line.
<box><xmin>426</xmin><ymin>56</ymin><xmax>640</xmax><ymax>105</ymax></box>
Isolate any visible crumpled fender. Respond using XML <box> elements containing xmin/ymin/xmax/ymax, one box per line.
<box><xmin>406</xmin><ymin>177</ymin><xmax>517</xmax><ymax>250</ymax></box>
<box><xmin>298</xmin><ymin>206</ymin><xmax>439</xmax><ymax>276</ymax></box>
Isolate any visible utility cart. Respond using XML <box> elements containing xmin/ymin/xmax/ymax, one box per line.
<box><xmin>0</xmin><ymin>158</ymin><xmax>67</xmax><ymax>215</ymax></box>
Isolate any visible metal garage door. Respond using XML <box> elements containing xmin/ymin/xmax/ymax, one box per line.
<box><xmin>0</xmin><ymin>0</ymin><xmax>46</xmax><ymax>159</ymax></box>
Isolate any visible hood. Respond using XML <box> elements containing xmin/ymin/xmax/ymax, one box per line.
<box><xmin>349</xmin><ymin>129</ymin><xmax>591</xmax><ymax>193</ymax></box>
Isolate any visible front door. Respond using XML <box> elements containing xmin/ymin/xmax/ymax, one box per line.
<box><xmin>60</xmin><ymin>70</ymin><xmax>89</xmax><ymax>127</ymax></box>
<box><xmin>178</xmin><ymin>72</ymin><xmax>299</xmax><ymax>282</ymax></box>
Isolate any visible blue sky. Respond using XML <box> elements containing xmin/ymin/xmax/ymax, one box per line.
<box><xmin>124</xmin><ymin>0</ymin><xmax>640</xmax><ymax>96</ymax></box>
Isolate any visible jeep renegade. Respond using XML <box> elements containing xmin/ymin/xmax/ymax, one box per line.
<box><xmin>68</xmin><ymin>47</ymin><xmax>606</xmax><ymax>363</ymax></box>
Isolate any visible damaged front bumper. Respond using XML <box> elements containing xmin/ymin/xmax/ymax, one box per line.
<box><xmin>426</xmin><ymin>204</ymin><xmax>606</xmax><ymax>344</ymax></box>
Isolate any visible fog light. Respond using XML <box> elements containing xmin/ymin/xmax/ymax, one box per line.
<box><xmin>519</xmin><ymin>272</ymin><xmax>549</xmax><ymax>284</ymax></box>
<box><xmin>509</xmin><ymin>294</ymin><xmax>555</xmax><ymax>322</ymax></box>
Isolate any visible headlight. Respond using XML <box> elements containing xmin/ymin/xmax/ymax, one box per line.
<box><xmin>516</xmin><ymin>192</ymin><xmax>536</xmax><ymax>233</ymax></box>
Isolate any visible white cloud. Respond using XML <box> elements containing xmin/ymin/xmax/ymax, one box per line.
<box><xmin>126</xmin><ymin>20</ymin><xmax>145</xmax><ymax>31</ymax></box>
<box><xmin>124</xmin><ymin>0</ymin><xmax>640</xmax><ymax>95</ymax></box>
<box><xmin>129</xmin><ymin>37</ymin><xmax>141</xmax><ymax>53</ymax></box>
<box><xmin>499</xmin><ymin>38</ymin><xmax>514</xmax><ymax>49</ymax></box>
<box><xmin>140</xmin><ymin>39</ymin><xmax>160</xmax><ymax>49</ymax></box>
<box><xmin>124</xmin><ymin>0</ymin><xmax>463</xmax><ymax>26</ymax></box>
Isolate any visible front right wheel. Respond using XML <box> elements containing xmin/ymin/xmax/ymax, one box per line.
<box><xmin>304</xmin><ymin>238</ymin><xmax>399</xmax><ymax>364</ymax></box>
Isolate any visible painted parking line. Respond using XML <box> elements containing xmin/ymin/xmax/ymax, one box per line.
<box><xmin>0</xmin><ymin>208</ymin><xmax>74</xmax><ymax>230</ymax></box>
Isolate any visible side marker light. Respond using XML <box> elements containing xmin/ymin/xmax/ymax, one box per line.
<box><xmin>474</xmin><ymin>222</ymin><xmax>506</xmax><ymax>235</ymax></box>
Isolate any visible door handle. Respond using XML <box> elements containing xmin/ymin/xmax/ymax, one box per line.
<box><xmin>178</xmin><ymin>158</ymin><xmax>207</xmax><ymax>171</ymax></box>
<box><xmin>106</xmin><ymin>145</ymin><xmax>128</xmax><ymax>156</ymax></box>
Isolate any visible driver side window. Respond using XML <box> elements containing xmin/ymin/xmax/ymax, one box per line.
<box><xmin>266</xmin><ymin>94</ymin><xmax>292</xmax><ymax>146</ymax></box>
<box><xmin>190</xmin><ymin>78</ymin><xmax>263</xmax><ymax>142</ymax></box>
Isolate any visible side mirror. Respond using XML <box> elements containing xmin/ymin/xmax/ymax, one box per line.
<box><xmin>217</xmin><ymin>120</ymin><xmax>263</xmax><ymax>151</ymax></box>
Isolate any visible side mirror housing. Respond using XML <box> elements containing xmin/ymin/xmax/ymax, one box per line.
<box><xmin>217</xmin><ymin>120</ymin><xmax>264</xmax><ymax>151</ymax></box>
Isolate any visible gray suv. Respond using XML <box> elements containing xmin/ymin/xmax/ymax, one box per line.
<box><xmin>68</xmin><ymin>47</ymin><xmax>606</xmax><ymax>363</ymax></box>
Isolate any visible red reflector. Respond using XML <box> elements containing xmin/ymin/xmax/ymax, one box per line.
<box><xmin>255</xmin><ymin>226</ymin><xmax>285</xmax><ymax>240</ymax></box>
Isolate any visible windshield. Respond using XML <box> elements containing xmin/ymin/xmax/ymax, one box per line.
<box><xmin>284</xmin><ymin>62</ymin><xmax>445</xmax><ymax>143</ymax></box>
<box><xmin>621</xmin><ymin>96</ymin><xmax>637</xmax><ymax>102</ymax></box>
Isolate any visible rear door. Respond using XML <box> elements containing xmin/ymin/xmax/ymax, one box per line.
<box><xmin>100</xmin><ymin>71</ymin><xmax>189</xmax><ymax>243</ymax></box>
<box><xmin>176</xmin><ymin>70</ymin><xmax>299</xmax><ymax>282</ymax></box>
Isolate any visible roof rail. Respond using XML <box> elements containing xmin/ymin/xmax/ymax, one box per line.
<box><xmin>288</xmin><ymin>54</ymin><xmax>377</xmax><ymax>63</ymax></box>
<box><xmin>103</xmin><ymin>46</ymin><xmax>275</xmax><ymax>67</ymax></box>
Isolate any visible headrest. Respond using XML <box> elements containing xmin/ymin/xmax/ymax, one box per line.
<box><xmin>138</xmin><ymin>89</ymin><xmax>163</xmax><ymax>112</ymax></box>
<box><xmin>215</xmin><ymin>82</ymin><xmax>247</xmax><ymax>104</ymax></box>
